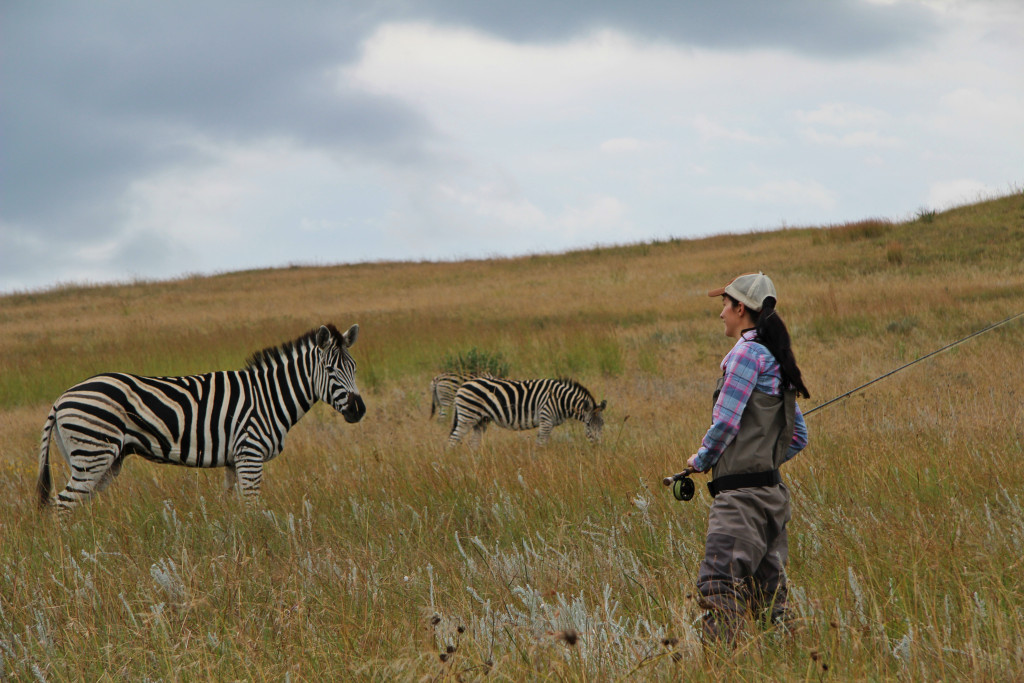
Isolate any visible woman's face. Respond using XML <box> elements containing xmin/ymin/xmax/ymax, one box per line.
<box><xmin>720</xmin><ymin>296</ymin><xmax>753</xmax><ymax>339</ymax></box>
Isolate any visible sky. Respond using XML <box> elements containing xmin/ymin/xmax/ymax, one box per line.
<box><xmin>2</xmin><ymin>1</ymin><xmax>1022</xmax><ymax>294</ymax></box>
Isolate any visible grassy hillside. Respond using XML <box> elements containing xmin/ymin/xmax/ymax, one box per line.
<box><xmin>1</xmin><ymin>192</ymin><xmax>1023</xmax><ymax>680</ymax></box>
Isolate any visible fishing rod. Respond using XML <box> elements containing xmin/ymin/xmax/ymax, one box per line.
<box><xmin>663</xmin><ymin>309</ymin><xmax>1024</xmax><ymax>500</ymax></box>
<box><xmin>802</xmin><ymin>309</ymin><xmax>1024</xmax><ymax>417</ymax></box>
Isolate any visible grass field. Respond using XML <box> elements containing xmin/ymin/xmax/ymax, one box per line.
<box><xmin>2</xmin><ymin>192</ymin><xmax>1023</xmax><ymax>680</ymax></box>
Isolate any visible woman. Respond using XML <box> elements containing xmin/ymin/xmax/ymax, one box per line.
<box><xmin>686</xmin><ymin>272</ymin><xmax>809</xmax><ymax>644</ymax></box>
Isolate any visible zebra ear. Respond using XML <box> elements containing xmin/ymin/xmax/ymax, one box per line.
<box><xmin>596</xmin><ymin>400</ymin><xmax>607</xmax><ymax>412</ymax></box>
<box><xmin>342</xmin><ymin>324</ymin><xmax>359</xmax><ymax>348</ymax></box>
<box><xmin>316</xmin><ymin>326</ymin><xmax>333</xmax><ymax>350</ymax></box>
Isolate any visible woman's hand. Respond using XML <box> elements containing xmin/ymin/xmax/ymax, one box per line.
<box><xmin>686</xmin><ymin>453</ymin><xmax>704</xmax><ymax>473</ymax></box>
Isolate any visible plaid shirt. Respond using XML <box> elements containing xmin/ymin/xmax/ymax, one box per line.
<box><xmin>692</xmin><ymin>330</ymin><xmax>808</xmax><ymax>472</ymax></box>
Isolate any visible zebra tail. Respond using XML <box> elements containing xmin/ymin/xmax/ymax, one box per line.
<box><xmin>447</xmin><ymin>403</ymin><xmax>461</xmax><ymax>440</ymax></box>
<box><xmin>36</xmin><ymin>407</ymin><xmax>56</xmax><ymax>509</ymax></box>
<box><xmin>429</xmin><ymin>384</ymin><xmax>439</xmax><ymax>419</ymax></box>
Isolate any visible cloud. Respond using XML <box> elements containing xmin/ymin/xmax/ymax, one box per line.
<box><xmin>0</xmin><ymin>3</ymin><xmax>431</xmax><ymax>226</ymax></box>
<box><xmin>934</xmin><ymin>88</ymin><xmax>1024</xmax><ymax>133</ymax></box>
<box><xmin>599</xmin><ymin>138</ymin><xmax>665</xmax><ymax>154</ymax></box>
<box><xmin>796</xmin><ymin>103</ymin><xmax>887</xmax><ymax>127</ymax></box>
<box><xmin>0</xmin><ymin>218</ymin><xmax>192</xmax><ymax>292</ymax></box>
<box><xmin>925</xmin><ymin>179</ymin><xmax>996</xmax><ymax>211</ymax></box>
<box><xmin>692</xmin><ymin>115</ymin><xmax>776</xmax><ymax>145</ymax></box>
<box><xmin>1</xmin><ymin>1</ymin><xmax>1021</xmax><ymax>293</ymax></box>
<box><xmin>707</xmin><ymin>180</ymin><xmax>837</xmax><ymax>210</ymax></box>
<box><xmin>343</xmin><ymin>24</ymin><xmax>691</xmax><ymax>126</ymax></box>
<box><xmin>801</xmin><ymin>129</ymin><xmax>903</xmax><ymax>148</ymax></box>
<box><xmin>412</xmin><ymin>0</ymin><xmax>938</xmax><ymax>56</ymax></box>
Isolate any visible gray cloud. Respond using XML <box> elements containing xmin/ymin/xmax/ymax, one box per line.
<box><xmin>2</xmin><ymin>1</ymin><xmax>1006</xmax><ymax>295</ymax></box>
<box><xmin>414</xmin><ymin>0</ymin><xmax>938</xmax><ymax>55</ymax></box>
<box><xmin>1</xmin><ymin>3</ymin><xmax>429</xmax><ymax>226</ymax></box>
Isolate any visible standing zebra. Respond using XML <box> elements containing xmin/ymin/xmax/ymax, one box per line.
<box><xmin>37</xmin><ymin>324</ymin><xmax>366</xmax><ymax>512</ymax></box>
<box><xmin>448</xmin><ymin>377</ymin><xmax>606</xmax><ymax>447</ymax></box>
<box><xmin>429</xmin><ymin>372</ymin><xmax>486</xmax><ymax>420</ymax></box>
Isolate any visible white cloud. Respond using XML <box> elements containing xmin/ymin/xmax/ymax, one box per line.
<box><xmin>599</xmin><ymin>137</ymin><xmax>664</xmax><ymax>154</ymax></box>
<box><xmin>933</xmin><ymin>87</ymin><xmax>1023</xmax><ymax>134</ymax></box>
<box><xmin>437</xmin><ymin>181</ymin><xmax>547</xmax><ymax>230</ymax></box>
<box><xmin>925</xmin><ymin>179</ymin><xmax>995</xmax><ymax>210</ymax></box>
<box><xmin>117</xmin><ymin>136</ymin><xmax>397</xmax><ymax>272</ymax></box>
<box><xmin>555</xmin><ymin>195</ymin><xmax>628</xmax><ymax>236</ymax></box>
<box><xmin>795</xmin><ymin>103</ymin><xmax>901</xmax><ymax>148</ymax></box>
<box><xmin>796</xmin><ymin>103</ymin><xmax>886</xmax><ymax>127</ymax></box>
<box><xmin>692</xmin><ymin>115</ymin><xmax>775</xmax><ymax>145</ymax></box>
<box><xmin>343</xmin><ymin>24</ymin><xmax>687</xmax><ymax>125</ymax></box>
<box><xmin>707</xmin><ymin>180</ymin><xmax>837</xmax><ymax>210</ymax></box>
<box><xmin>801</xmin><ymin>128</ymin><xmax>903</xmax><ymax>148</ymax></box>
<box><xmin>342</xmin><ymin>22</ymin><xmax>837</xmax><ymax>129</ymax></box>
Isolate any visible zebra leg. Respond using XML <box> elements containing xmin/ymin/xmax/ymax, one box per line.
<box><xmin>470</xmin><ymin>421</ymin><xmax>488</xmax><ymax>448</ymax></box>
<box><xmin>233</xmin><ymin>453</ymin><xmax>265</xmax><ymax>504</ymax></box>
<box><xmin>447</xmin><ymin>406</ymin><xmax>472</xmax><ymax>447</ymax></box>
<box><xmin>537</xmin><ymin>419</ymin><xmax>553</xmax><ymax>446</ymax></box>
<box><xmin>46</xmin><ymin>413</ymin><xmax>126</xmax><ymax>513</ymax></box>
<box><xmin>92</xmin><ymin>457</ymin><xmax>124</xmax><ymax>495</ymax></box>
<box><xmin>224</xmin><ymin>463</ymin><xmax>238</xmax><ymax>492</ymax></box>
<box><xmin>56</xmin><ymin>443</ymin><xmax>121</xmax><ymax>513</ymax></box>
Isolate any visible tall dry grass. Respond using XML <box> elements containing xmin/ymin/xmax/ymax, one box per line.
<box><xmin>1</xmin><ymin>193</ymin><xmax>1023</xmax><ymax>680</ymax></box>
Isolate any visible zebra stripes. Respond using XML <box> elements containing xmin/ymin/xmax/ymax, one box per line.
<box><xmin>429</xmin><ymin>372</ymin><xmax>469</xmax><ymax>419</ymax></box>
<box><xmin>37</xmin><ymin>324</ymin><xmax>365</xmax><ymax>512</ymax></box>
<box><xmin>448</xmin><ymin>377</ymin><xmax>606</xmax><ymax>447</ymax></box>
<box><xmin>429</xmin><ymin>372</ymin><xmax>492</xmax><ymax>419</ymax></box>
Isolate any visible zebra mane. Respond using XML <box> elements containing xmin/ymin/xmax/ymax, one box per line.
<box><xmin>554</xmin><ymin>377</ymin><xmax>595</xmax><ymax>405</ymax></box>
<box><xmin>243</xmin><ymin>324</ymin><xmax>344</xmax><ymax>370</ymax></box>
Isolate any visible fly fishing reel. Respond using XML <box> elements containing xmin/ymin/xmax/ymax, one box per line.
<box><xmin>663</xmin><ymin>468</ymin><xmax>696</xmax><ymax>501</ymax></box>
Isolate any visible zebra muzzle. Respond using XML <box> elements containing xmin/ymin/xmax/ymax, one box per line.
<box><xmin>342</xmin><ymin>393</ymin><xmax>366</xmax><ymax>423</ymax></box>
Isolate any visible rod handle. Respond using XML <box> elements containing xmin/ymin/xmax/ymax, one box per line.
<box><xmin>662</xmin><ymin>467</ymin><xmax>696</xmax><ymax>486</ymax></box>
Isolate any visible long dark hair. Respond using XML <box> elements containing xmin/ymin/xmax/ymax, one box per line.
<box><xmin>729</xmin><ymin>294</ymin><xmax>810</xmax><ymax>398</ymax></box>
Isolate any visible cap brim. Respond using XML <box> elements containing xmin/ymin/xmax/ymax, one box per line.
<box><xmin>707</xmin><ymin>287</ymin><xmax>727</xmax><ymax>297</ymax></box>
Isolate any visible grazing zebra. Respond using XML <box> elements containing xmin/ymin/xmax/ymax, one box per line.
<box><xmin>36</xmin><ymin>324</ymin><xmax>366</xmax><ymax>512</ymax></box>
<box><xmin>448</xmin><ymin>377</ymin><xmax>606</xmax><ymax>447</ymax></box>
<box><xmin>429</xmin><ymin>372</ymin><xmax>488</xmax><ymax>419</ymax></box>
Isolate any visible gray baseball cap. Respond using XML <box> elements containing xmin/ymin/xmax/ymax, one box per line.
<box><xmin>708</xmin><ymin>272</ymin><xmax>777</xmax><ymax>311</ymax></box>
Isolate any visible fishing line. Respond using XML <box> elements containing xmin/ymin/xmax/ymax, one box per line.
<box><xmin>803</xmin><ymin>309</ymin><xmax>1024</xmax><ymax>417</ymax></box>
<box><xmin>664</xmin><ymin>309</ymin><xmax>1024</xmax><ymax>499</ymax></box>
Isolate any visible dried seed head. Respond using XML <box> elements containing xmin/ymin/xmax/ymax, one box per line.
<box><xmin>439</xmin><ymin>653</ymin><xmax>448</xmax><ymax>663</ymax></box>
<box><xmin>662</xmin><ymin>637</ymin><xmax>679</xmax><ymax>648</ymax></box>
<box><xmin>446</xmin><ymin>644</ymin><xmax>456</xmax><ymax>654</ymax></box>
<box><xmin>557</xmin><ymin>629</ymin><xmax>579</xmax><ymax>646</ymax></box>
<box><xmin>457</xmin><ymin>625</ymin><xmax>465</xmax><ymax>634</ymax></box>
<box><xmin>430</xmin><ymin>615</ymin><xmax>441</xmax><ymax>626</ymax></box>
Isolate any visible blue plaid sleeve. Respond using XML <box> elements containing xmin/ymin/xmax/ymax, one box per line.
<box><xmin>784</xmin><ymin>403</ymin><xmax>808</xmax><ymax>462</ymax></box>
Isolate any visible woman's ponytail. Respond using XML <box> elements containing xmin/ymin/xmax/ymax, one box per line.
<box><xmin>754</xmin><ymin>296</ymin><xmax>810</xmax><ymax>399</ymax></box>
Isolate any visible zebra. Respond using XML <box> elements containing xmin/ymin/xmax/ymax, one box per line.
<box><xmin>36</xmin><ymin>324</ymin><xmax>366</xmax><ymax>512</ymax></box>
<box><xmin>447</xmin><ymin>377</ymin><xmax>606</xmax><ymax>447</ymax></box>
<box><xmin>429</xmin><ymin>372</ymin><xmax>490</xmax><ymax>420</ymax></box>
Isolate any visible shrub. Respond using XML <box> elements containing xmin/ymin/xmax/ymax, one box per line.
<box><xmin>441</xmin><ymin>347</ymin><xmax>510</xmax><ymax>377</ymax></box>
<box><xmin>822</xmin><ymin>218</ymin><xmax>892</xmax><ymax>243</ymax></box>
